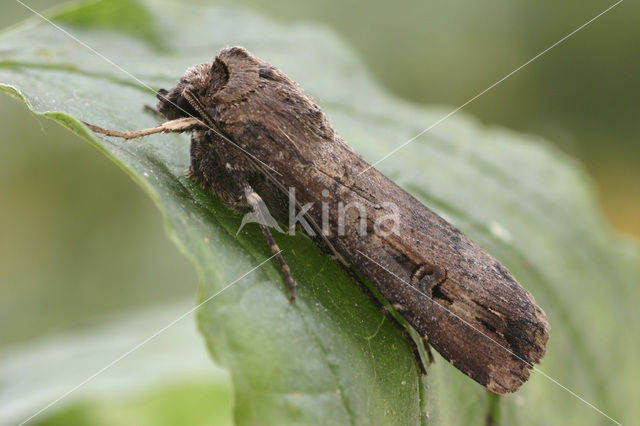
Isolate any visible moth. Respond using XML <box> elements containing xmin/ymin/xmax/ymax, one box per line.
<box><xmin>87</xmin><ymin>46</ymin><xmax>549</xmax><ymax>393</ymax></box>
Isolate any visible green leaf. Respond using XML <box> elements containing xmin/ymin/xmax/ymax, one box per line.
<box><xmin>33</xmin><ymin>382</ymin><xmax>232</xmax><ymax>426</ymax></box>
<box><xmin>1</xmin><ymin>0</ymin><xmax>637</xmax><ymax>424</ymax></box>
<box><xmin>0</xmin><ymin>300</ymin><xmax>231</xmax><ymax>425</ymax></box>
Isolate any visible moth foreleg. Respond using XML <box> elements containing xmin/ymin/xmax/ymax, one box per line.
<box><xmin>259</xmin><ymin>223</ymin><xmax>297</xmax><ymax>302</ymax></box>
<box><xmin>84</xmin><ymin>117</ymin><xmax>202</xmax><ymax>140</ymax></box>
<box><xmin>143</xmin><ymin>104</ymin><xmax>164</xmax><ymax>119</ymax></box>
<box><xmin>244</xmin><ymin>185</ymin><xmax>297</xmax><ymax>302</ymax></box>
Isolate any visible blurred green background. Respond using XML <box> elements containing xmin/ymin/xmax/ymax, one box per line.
<box><xmin>0</xmin><ymin>0</ymin><xmax>637</xmax><ymax>422</ymax></box>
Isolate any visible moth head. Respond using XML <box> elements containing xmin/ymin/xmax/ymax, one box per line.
<box><xmin>156</xmin><ymin>63</ymin><xmax>212</xmax><ymax>120</ymax></box>
<box><xmin>155</xmin><ymin>47</ymin><xmax>263</xmax><ymax>122</ymax></box>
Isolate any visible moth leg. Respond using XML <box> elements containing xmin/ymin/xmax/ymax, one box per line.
<box><xmin>143</xmin><ymin>104</ymin><xmax>164</xmax><ymax>119</ymax></box>
<box><xmin>422</xmin><ymin>335</ymin><xmax>435</xmax><ymax>365</ymax></box>
<box><xmin>259</xmin><ymin>223</ymin><xmax>297</xmax><ymax>302</ymax></box>
<box><xmin>244</xmin><ymin>186</ymin><xmax>297</xmax><ymax>302</ymax></box>
<box><xmin>339</xmin><ymin>265</ymin><xmax>427</xmax><ymax>375</ymax></box>
<box><xmin>84</xmin><ymin>116</ymin><xmax>202</xmax><ymax>140</ymax></box>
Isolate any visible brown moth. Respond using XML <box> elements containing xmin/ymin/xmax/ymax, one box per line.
<box><xmin>87</xmin><ymin>46</ymin><xmax>549</xmax><ymax>393</ymax></box>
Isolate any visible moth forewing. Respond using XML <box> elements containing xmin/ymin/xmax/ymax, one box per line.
<box><xmin>88</xmin><ymin>46</ymin><xmax>549</xmax><ymax>393</ymax></box>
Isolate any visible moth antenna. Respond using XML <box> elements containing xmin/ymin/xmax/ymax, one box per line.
<box><xmin>183</xmin><ymin>89</ymin><xmax>215</xmax><ymax>127</ymax></box>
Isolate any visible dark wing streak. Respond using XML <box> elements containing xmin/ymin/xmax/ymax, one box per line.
<box><xmin>183</xmin><ymin>90</ymin><xmax>282</xmax><ymax>177</ymax></box>
<box><xmin>257</xmin><ymin>164</ymin><xmax>351</xmax><ymax>267</ymax></box>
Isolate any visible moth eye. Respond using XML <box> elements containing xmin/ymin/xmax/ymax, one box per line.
<box><xmin>176</xmin><ymin>94</ymin><xmax>198</xmax><ymax>117</ymax></box>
